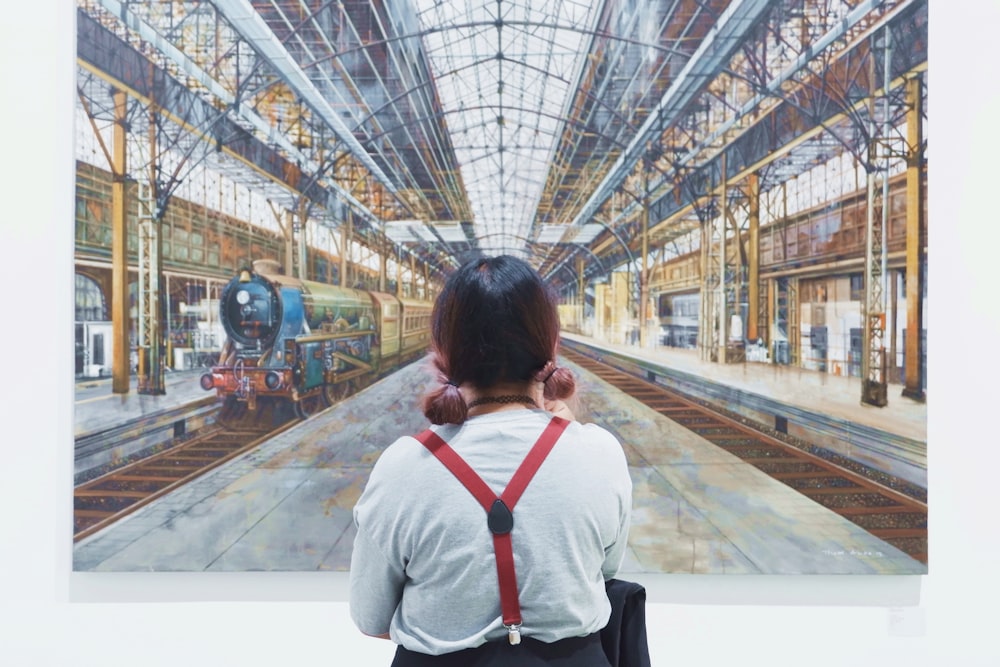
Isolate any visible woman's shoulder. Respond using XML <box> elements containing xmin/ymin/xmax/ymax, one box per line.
<box><xmin>366</xmin><ymin>433</ymin><xmax>434</xmax><ymax>480</ymax></box>
<box><xmin>570</xmin><ymin>420</ymin><xmax>622</xmax><ymax>446</ymax></box>
<box><xmin>561</xmin><ymin>420</ymin><xmax>627</xmax><ymax>465</ymax></box>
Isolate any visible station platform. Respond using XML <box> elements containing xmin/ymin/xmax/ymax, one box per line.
<box><xmin>73</xmin><ymin>354</ymin><xmax>927</xmax><ymax>576</ymax></box>
<box><xmin>74</xmin><ymin>369</ymin><xmax>217</xmax><ymax>479</ymax></box>
<box><xmin>75</xmin><ymin>369</ymin><xmax>213</xmax><ymax>434</ymax></box>
<box><xmin>562</xmin><ymin>332</ymin><xmax>927</xmax><ymax>489</ymax></box>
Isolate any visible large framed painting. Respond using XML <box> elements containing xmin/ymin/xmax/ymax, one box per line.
<box><xmin>71</xmin><ymin>0</ymin><xmax>928</xmax><ymax>579</ymax></box>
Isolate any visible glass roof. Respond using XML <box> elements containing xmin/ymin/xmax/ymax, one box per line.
<box><xmin>413</xmin><ymin>0</ymin><xmax>602</xmax><ymax>258</ymax></box>
<box><xmin>73</xmin><ymin>0</ymin><xmax>928</xmax><ymax>288</ymax></box>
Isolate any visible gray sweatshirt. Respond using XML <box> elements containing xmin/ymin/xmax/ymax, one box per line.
<box><xmin>349</xmin><ymin>408</ymin><xmax>632</xmax><ymax>655</ymax></box>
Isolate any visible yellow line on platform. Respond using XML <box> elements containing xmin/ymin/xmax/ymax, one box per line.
<box><xmin>75</xmin><ymin>393</ymin><xmax>121</xmax><ymax>405</ymax></box>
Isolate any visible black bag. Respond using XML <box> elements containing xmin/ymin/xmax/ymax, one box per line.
<box><xmin>601</xmin><ymin>579</ymin><xmax>652</xmax><ymax>667</ymax></box>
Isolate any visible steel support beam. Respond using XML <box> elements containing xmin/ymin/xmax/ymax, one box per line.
<box><xmin>297</xmin><ymin>199</ymin><xmax>308</xmax><ymax>280</ymax></box>
<box><xmin>341</xmin><ymin>212</ymin><xmax>352</xmax><ymax>287</ymax></box>
<box><xmin>698</xmin><ymin>201</ymin><xmax>722</xmax><ymax>362</ymax></box>
<box><xmin>136</xmin><ymin>171</ymin><xmax>165</xmax><ymax>392</ymax></box>
<box><xmin>787</xmin><ymin>276</ymin><xmax>799</xmax><ymax>365</ymax></box>
<box><xmin>571</xmin><ymin>0</ymin><xmax>778</xmax><ymax>229</ymax></box>
<box><xmin>766</xmin><ymin>277</ymin><xmax>776</xmax><ymax>360</ymax></box>
<box><xmin>111</xmin><ymin>89</ymin><xmax>130</xmax><ymax>394</ymax></box>
<box><xmin>283</xmin><ymin>209</ymin><xmax>295</xmax><ymax>279</ymax></box>
<box><xmin>636</xmin><ymin>5</ymin><xmax>927</xmax><ymax>262</ymax></box>
<box><xmin>903</xmin><ymin>73</ymin><xmax>926</xmax><ymax>400</ymax></box>
<box><xmin>747</xmin><ymin>173</ymin><xmax>761</xmax><ymax>343</ymax></box>
<box><xmin>639</xmin><ymin>171</ymin><xmax>650</xmax><ymax>348</ymax></box>
<box><xmin>380</xmin><ymin>245</ymin><xmax>387</xmax><ymax>293</ymax></box>
<box><xmin>211</xmin><ymin>0</ymin><xmax>397</xmax><ymax>193</ymax></box>
<box><xmin>410</xmin><ymin>254</ymin><xmax>417</xmax><ymax>296</ymax></box>
<box><xmin>862</xmin><ymin>28</ymin><xmax>891</xmax><ymax>407</ymax></box>
<box><xmin>77</xmin><ymin>10</ymin><xmax>384</xmax><ymax>235</ymax></box>
<box><xmin>718</xmin><ymin>158</ymin><xmax>728</xmax><ymax>364</ymax></box>
<box><xmin>396</xmin><ymin>247</ymin><xmax>403</xmax><ymax>297</ymax></box>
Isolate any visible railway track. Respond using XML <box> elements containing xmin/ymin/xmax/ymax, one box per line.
<box><xmin>74</xmin><ymin>405</ymin><xmax>298</xmax><ymax>542</ymax></box>
<box><xmin>561</xmin><ymin>347</ymin><xmax>928</xmax><ymax>564</ymax></box>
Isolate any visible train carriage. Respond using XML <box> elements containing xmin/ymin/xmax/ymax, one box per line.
<box><xmin>398</xmin><ymin>297</ymin><xmax>433</xmax><ymax>361</ymax></box>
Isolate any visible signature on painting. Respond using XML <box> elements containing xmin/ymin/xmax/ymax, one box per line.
<box><xmin>822</xmin><ymin>548</ymin><xmax>885</xmax><ymax>558</ymax></box>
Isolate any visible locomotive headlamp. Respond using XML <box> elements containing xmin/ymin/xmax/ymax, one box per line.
<box><xmin>265</xmin><ymin>371</ymin><xmax>281</xmax><ymax>390</ymax></box>
<box><xmin>239</xmin><ymin>269</ymin><xmax>252</xmax><ymax>283</ymax></box>
<box><xmin>236</xmin><ymin>289</ymin><xmax>251</xmax><ymax>305</ymax></box>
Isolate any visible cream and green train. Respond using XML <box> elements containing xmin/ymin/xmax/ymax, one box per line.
<box><xmin>201</xmin><ymin>260</ymin><xmax>432</xmax><ymax>419</ymax></box>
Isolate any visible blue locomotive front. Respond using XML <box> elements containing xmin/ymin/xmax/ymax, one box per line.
<box><xmin>201</xmin><ymin>260</ymin><xmax>378</xmax><ymax>419</ymax></box>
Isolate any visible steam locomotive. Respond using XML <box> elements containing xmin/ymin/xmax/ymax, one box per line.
<box><xmin>200</xmin><ymin>259</ymin><xmax>433</xmax><ymax>419</ymax></box>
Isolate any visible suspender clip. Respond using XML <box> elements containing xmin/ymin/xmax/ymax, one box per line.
<box><xmin>487</xmin><ymin>498</ymin><xmax>514</xmax><ymax>534</ymax></box>
<box><xmin>505</xmin><ymin>623</ymin><xmax>522</xmax><ymax>645</ymax></box>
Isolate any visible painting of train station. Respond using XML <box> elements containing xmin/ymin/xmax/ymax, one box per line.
<box><xmin>72</xmin><ymin>0</ymin><xmax>927</xmax><ymax>576</ymax></box>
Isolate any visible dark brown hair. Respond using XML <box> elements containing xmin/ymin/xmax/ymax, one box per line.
<box><xmin>422</xmin><ymin>255</ymin><xmax>575</xmax><ymax>424</ymax></box>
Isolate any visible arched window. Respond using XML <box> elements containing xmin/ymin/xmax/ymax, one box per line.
<box><xmin>75</xmin><ymin>274</ymin><xmax>107</xmax><ymax>322</ymax></box>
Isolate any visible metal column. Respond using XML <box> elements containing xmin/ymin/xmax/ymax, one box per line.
<box><xmin>111</xmin><ymin>89</ymin><xmax>130</xmax><ymax>394</ymax></box>
<box><xmin>698</xmin><ymin>215</ymin><xmax>712</xmax><ymax>361</ymax></box>
<box><xmin>340</xmin><ymin>211</ymin><xmax>352</xmax><ymax>287</ymax></box>
<box><xmin>284</xmin><ymin>209</ymin><xmax>295</xmax><ymax>278</ymax></box>
<box><xmin>747</xmin><ymin>174</ymin><xmax>761</xmax><ymax>343</ymax></box>
<box><xmin>409</xmin><ymin>254</ymin><xmax>416</xmax><ymax>297</ymax></box>
<box><xmin>717</xmin><ymin>157</ymin><xmax>728</xmax><ymax>364</ymax></box>
<box><xmin>136</xmin><ymin>184</ymin><xmax>164</xmax><ymax>392</ymax></box>
<box><xmin>379</xmin><ymin>243</ymin><xmax>387</xmax><ymax>292</ymax></box>
<box><xmin>787</xmin><ymin>276</ymin><xmax>799</xmax><ymax>365</ymax></box>
<box><xmin>396</xmin><ymin>249</ymin><xmax>403</xmax><ymax>297</ymax></box>
<box><xmin>698</xmin><ymin>201</ymin><xmax>723</xmax><ymax>362</ymax></box>
<box><xmin>861</xmin><ymin>29</ymin><xmax>891</xmax><ymax>407</ymax></box>
<box><xmin>767</xmin><ymin>278</ymin><xmax>776</xmax><ymax>359</ymax></box>
<box><xmin>639</xmin><ymin>172</ymin><xmax>650</xmax><ymax>348</ymax></box>
<box><xmin>903</xmin><ymin>73</ymin><xmax>926</xmax><ymax>400</ymax></box>
<box><xmin>136</xmin><ymin>90</ymin><xmax>165</xmax><ymax>396</ymax></box>
<box><xmin>297</xmin><ymin>198</ymin><xmax>308</xmax><ymax>279</ymax></box>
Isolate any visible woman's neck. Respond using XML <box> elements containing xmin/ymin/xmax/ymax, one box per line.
<box><xmin>463</xmin><ymin>382</ymin><xmax>542</xmax><ymax>416</ymax></box>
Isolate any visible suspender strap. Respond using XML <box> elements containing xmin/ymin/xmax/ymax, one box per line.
<box><xmin>414</xmin><ymin>416</ymin><xmax>570</xmax><ymax>642</ymax></box>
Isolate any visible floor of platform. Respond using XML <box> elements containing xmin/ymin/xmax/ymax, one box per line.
<box><xmin>75</xmin><ymin>369</ymin><xmax>212</xmax><ymax>438</ymax></box>
<box><xmin>563</xmin><ymin>332</ymin><xmax>927</xmax><ymax>444</ymax></box>
<box><xmin>73</xmin><ymin>354</ymin><xmax>927</xmax><ymax>576</ymax></box>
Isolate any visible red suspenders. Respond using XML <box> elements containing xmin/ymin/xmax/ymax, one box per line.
<box><xmin>413</xmin><ymin>416</ymin><xmax>570</xmax><ymax>645</ymax></box>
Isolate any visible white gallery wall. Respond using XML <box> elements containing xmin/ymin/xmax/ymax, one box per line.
<box><xmin>2</xmin><ymin>1</ymin><xmax>997</xmax><ymax>665</ymax></box>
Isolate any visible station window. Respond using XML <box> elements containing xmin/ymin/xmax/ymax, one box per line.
<box><xmin>760</xmin><ymin>232</ymin><xmax>772</xmax><ymax>264</ymax></box>
<box><xmin>75</xmin><ymin>274</ymin><xmax>107</xmax><ymax>322</ymax></box>
<box><xmin>850</xmin><ymin>274</ymin><xmax>863</xmax><ymax>301</ymax></box>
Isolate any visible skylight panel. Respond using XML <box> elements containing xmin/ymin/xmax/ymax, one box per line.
<box><xmin>536</xmin><ymin>224</ymin><xmax>568</xmax><ymax>244</ymax></box>
<box><xmin>384</xmin><ymin>221</ymin><xmax>419</xmax><ymax>244</ymax></box>
<box><xmin>412</xmin><ymin>0</ymin><xmax>602</xmax><ymax>256</ymax></box>
<box><xmin>567</xmin><ymin>223</ymin><xmax>603</xmax><ymax>244</ymax></box>
<box><xmin>385</xmin><ymin>220</ymin><xmax>438</xmax><ymax>244</ymax></box>
<box><xmin>431</xmin><ymin>223</ymin><xmax>468</xmax><ymax>243</ymax></box>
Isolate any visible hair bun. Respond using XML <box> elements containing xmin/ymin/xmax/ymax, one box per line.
<box><xmin>423</xmin><ymin>381</ymin><xmax>468</xmax><ymax>425</ymax></box>
<box><xmin>541</xmin><ymin>365</ymin><xmax>575</xmax><ymax>401</ymax></box>
<box><xmin>533</xmin><ymin>360</ymin><xmax>557</xmax><ymax>383</ymax></box>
